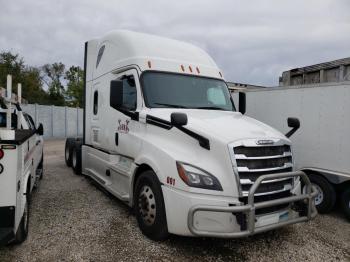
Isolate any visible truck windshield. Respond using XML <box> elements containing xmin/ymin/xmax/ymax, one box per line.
<box><xmin>141</xmin><ymin>72</ymin><xmax>235</xmax><ymax>111</ymax></box>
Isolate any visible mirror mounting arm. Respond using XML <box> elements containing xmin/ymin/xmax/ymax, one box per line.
<box><xmin>285</xmin><ymin>117</ymin><xmax>300</xmax><ymax>138</ymax></box>
<box><xmin>238</xmin><ymin>92</ymin><xmax>246</xmax><ymax>114</ymax></box>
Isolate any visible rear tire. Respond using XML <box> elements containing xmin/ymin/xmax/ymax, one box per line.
<box><xmin>134</xmin><ymin>171</ymin><xmax>169</xmax><ymax>241</ymax></box>
<box><xmin>340</xmin><ymin>188</ymin><xmax>350</xmax><ymax>221</ymax></box>
<box><xmin>72</xmin><ymin>145</ymin><xmax>82</xmax><ymax>175</ymax></box>
<box><xmin>65</xmin><ymin>139</ymin><xmax>74</xmax><ymax>167</ymax></box>
<box><xmin>306</xmin><ymin>174</ymin><xmax>336</xmax><ymax>214</ymax></box>
<box><xmin>14</xmin><ymin>196</ymin><xmax>30</xmax><ymax>244</ymax></box>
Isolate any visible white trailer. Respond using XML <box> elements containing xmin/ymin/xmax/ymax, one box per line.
<box><xmin>237</xmin><ymin>83</ymin><xmax>350</xmax><ymax>220</ymax></box>
<box><xmin>65</xmin><ymin>30</ymin><xmax>317</xmax><ymax>240</ymax></box>
<box><xmin>0</xmin><ymin>75</ymin><xmax>44</xmax><ymax>245</ymax></box>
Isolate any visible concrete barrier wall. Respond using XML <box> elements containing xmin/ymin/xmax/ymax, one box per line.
<box><xmin>21</xmin><ymin>104</ymin><xmax>83</xmax><ymax>139</ymax></box>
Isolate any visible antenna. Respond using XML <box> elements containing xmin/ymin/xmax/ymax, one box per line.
<box><xmin>17</xmin><ymin>83</ymin><xmax>22</xmax><ymax>104</ymax></box>
<box><xmin>6</xmin><ymin>75</ymin><xmax>12</xmax><ymax>130</ymax></box>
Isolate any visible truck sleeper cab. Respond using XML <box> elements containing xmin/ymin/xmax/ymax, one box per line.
<box><xmin>65</xmin><ymin>30</ymin><xmax>317</xmax><ymax>240</ymax></box>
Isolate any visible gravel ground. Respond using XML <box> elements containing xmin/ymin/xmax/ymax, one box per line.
<box><xmin>0</xmin><ymin>139</ymin><xmax>349</xmax><ymax>262</ymax></box>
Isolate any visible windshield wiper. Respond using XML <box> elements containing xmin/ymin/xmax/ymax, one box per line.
<box><xmin>154</xmin><ymin>103</ymin><xmax>188</xmax><ymax>108</ymax></box>
<box><xmin>194</xmin><ymin>106</ymin><xmax>227</xmax><ymax>111</ymax></box>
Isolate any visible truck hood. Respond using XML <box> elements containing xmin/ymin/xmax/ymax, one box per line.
<box><xmin>145</xmin><ymin>109</ymin><xmax>287</xmax><ymax>143</ymax></box>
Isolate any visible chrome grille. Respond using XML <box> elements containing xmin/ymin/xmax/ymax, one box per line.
<box><xmin>234</xmin><ymin>145</ymin><xmax>291</xmax><ymax>157</ymax></box>
<box><xmin>233</xmin><ymin>143</ymin><xmax>293</xmax><ymax>197</ymax></box>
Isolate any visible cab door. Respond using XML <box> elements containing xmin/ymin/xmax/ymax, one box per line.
<box><xmin>24</xmin><ymin>114</ymin><xmax>43</xmax><ymax>172</ymax></box>
<box><xmin>106</xmin><ymin>69</ymin><xmax>143</xmax><ymax>158</ymax></box>
<box><xmin>104</xmin><ymin>69</ymin><xmax>143</xmax><ymax>197</ymax></box>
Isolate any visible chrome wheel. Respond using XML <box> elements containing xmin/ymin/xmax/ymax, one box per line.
<box><xmin>138</xmin><ymin>185</ymin><xmax>156</xmax><ymax>226</ymax></box>
<box><xmin>303</xmin><ymin>183</ymin><xmax>324</xmax><ymax>206</ymax></box>
<box><xmin>313</xmin><ymin>184</ymin><xmax>324</xmax><ymax>206</ymax></box>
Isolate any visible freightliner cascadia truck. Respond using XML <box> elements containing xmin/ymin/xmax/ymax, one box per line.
<box><xmin>65</xmin><ymin>30</ymin><xmax>317</xmax><ymax>240</ymax></box>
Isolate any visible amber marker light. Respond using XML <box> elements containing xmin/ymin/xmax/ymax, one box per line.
<box><xmin>147</xmin><ymin>61</ymin><xmax>152</xmax><ymax>68</ymax></box>
<box><xmin>181</xmin><ymin>65</ymin><xmax>185</xmax><ymax>72</ymax></box>
<box><xmin>176</xmin><ymin>162</ymin><xmax>189</xmax><ymax>184</ymax></box>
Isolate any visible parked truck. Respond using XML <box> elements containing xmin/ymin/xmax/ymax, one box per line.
<box><xmin>232</xmin><ymin>83</ymin><xmax>350</xmax><ymax>220</ymax></box>
<box><xmin>65</xmin><ymin>30</ymin><xmax>317</xmax><ymax>240</ymax></box>
<box><xmin>0</xmin><ymin>76</ymin><xmax>44</xmax><ymax>245</ymax></box>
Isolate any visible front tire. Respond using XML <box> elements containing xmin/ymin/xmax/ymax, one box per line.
<box><xmin>340</xmin><ymin>188</ymin><xmax>350</xmax><ymax>221</ymax></box>
<box><xmin>65</xmin><ymin>139</ymin><xmax>74</xmax><ymax>167</ymax></box>
<box><xmin>305</xmin><ymin>174</ymin><xmax>336</xmax><ymax>214</ymax></box>
<box><xmin>72</xmin><ymin>145</ymin><xmax>82</xmax><ymax>175</ymax></box>
<box><xmin>134</xmin><ymin>171</ymin><xmax>169</xmax><ymax>241</ymax></box>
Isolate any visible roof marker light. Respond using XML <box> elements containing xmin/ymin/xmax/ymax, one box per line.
<box><xmin>181</xmin><ymin>65</ymin><xmax>185</xmax><ymax>72</ymax></box>
<box><xmin>189</xmin><ymin>66</ymin><xmax>193</xmax><ymax>73</ymax></box>
<box><xmin>196</xmin><ymin>67</ymin><xmax>200</xmax><ymax>74</ymax></box>
<box><xmin>147</xmin><ymin>61</ymin><xmax>152</xmax><ymax>68</ymax></box>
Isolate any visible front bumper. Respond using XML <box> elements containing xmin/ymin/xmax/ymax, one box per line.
<box><xmin>187</xmin><ymin>171</ymin><xmax>318</xmax><ymax>238</ymax></box>
<box><xmin>0</xmin><ymin>228</ymin><xmax>14</xmax><ymax>246</ymax></box>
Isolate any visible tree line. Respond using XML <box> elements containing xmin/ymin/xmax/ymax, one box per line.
<box><xmin>0</xmin><ymin>51</ymin><xmax>83</xmax><ymax>107</ymax></box>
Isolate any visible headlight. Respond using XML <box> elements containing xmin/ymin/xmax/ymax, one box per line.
<box><xmin>176</xmin><ymin>162</ymin><xmax>223</xmax><ymax>191</ymax></box>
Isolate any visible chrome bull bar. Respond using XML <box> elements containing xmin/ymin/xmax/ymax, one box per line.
<box><xmin>187</xmin><ymin>171</ymin><xmax>318</xmax><ymax>238</ymax></box>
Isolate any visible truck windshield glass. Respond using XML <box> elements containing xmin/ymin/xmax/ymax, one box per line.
<box><xmin>142</xmin><ymin>72</ymin><xmax>235</xmax><ymax>111</ymax></box>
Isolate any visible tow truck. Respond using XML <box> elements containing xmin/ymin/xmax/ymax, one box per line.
<box><xmin>0</xmin><ymin>75</ymin><xmax>44</xmax><ymax>245</ymax></box>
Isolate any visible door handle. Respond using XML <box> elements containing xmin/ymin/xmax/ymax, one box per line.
<box><xmin>115</xmin><ymin>133</ymin><xmax>119</xmax><ymax>146</ymax></box>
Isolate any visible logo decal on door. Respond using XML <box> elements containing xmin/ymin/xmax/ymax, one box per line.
<box><xmin>117</xmin><ymin>119</ymin><xmax>130</xmax><ymax>133</ymax></box>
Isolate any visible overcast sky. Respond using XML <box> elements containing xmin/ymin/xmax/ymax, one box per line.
<box><xmin>1</xmin><ymin>0</ymin><xmax>349</xmax><ymax>86</ymax></box>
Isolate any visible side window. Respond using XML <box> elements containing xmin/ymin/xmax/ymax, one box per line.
<box><xmin>24</xmin><ymin>114</ymin><xmax>34</xmax><ymax>130</ymax></box>
<box><xmin>121</xmin><ymin>76</ymin><xmax>137</xmax><ymax>111</ymax></box>
<box><xmin>96</xmin><ymin>45</ymin><xmax>105</xmax><ymax>68</ymax></box>
<box><xmin>93</xmin><ymin>91</ymin><xmax>98</xmax><ymax>115</ymax></box>
<box><xmin>27</xmin><ymin>115</ymin><xmax>36</xmax><ymax>130</ymax></box>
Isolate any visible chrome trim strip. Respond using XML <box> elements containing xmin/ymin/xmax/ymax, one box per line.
<box><xmin>240</xmin><ymin>177</ymin><xmax>293</xmax><ymax>185</ymax></box>
<box><xmin>235</xmin><ymin>152</ymin><xmax>292</xmax><ymax>160</ymax></box>
<box><xmin>237</xmin><ymin>163</ymin><xmax>293</xmax><ymax>173</ymax></box>
<box><xmin>242</xmin><ymin>184</ymin><xmax>292</xmax><ymax>197</ymax></box>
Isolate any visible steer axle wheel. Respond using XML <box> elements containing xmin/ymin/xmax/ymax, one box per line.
<box><xmin>65</xmin><ymin>138</ymin><xmax>74</xmax><ymax>167</ymax></box>
<box><xmin>72</xmin><ymin>145</ymin><xmax>82</xmax><ymax>175</ymax></box>
<box><xmin>138</xmin><ymin>185</ymin><xmax>157</xmax><ymax>226</ymax></box>
<box><xmin>304</xmin><ymin>174</ymin><xmax>336</xmax><ymax>214</ymax></box>
<box><xmin>134</xmin><ymin>171</ymin><xmax>169</xmax><ymax>241</ymax></box>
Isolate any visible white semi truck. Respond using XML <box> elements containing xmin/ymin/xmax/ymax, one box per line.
<box><xmin>65</xmin><ymin>30</ymin><xmax>317</xmax><ymax>240</ymax></box>
<box><xmin>0</xmin><ymin>76</ymin><xmax>44</xmax><ymax>245</ymax></box>
<box><xmin>233</xmin><ymin>83</ymin><xmax>350</xmax><ymax>220</ymax></box>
